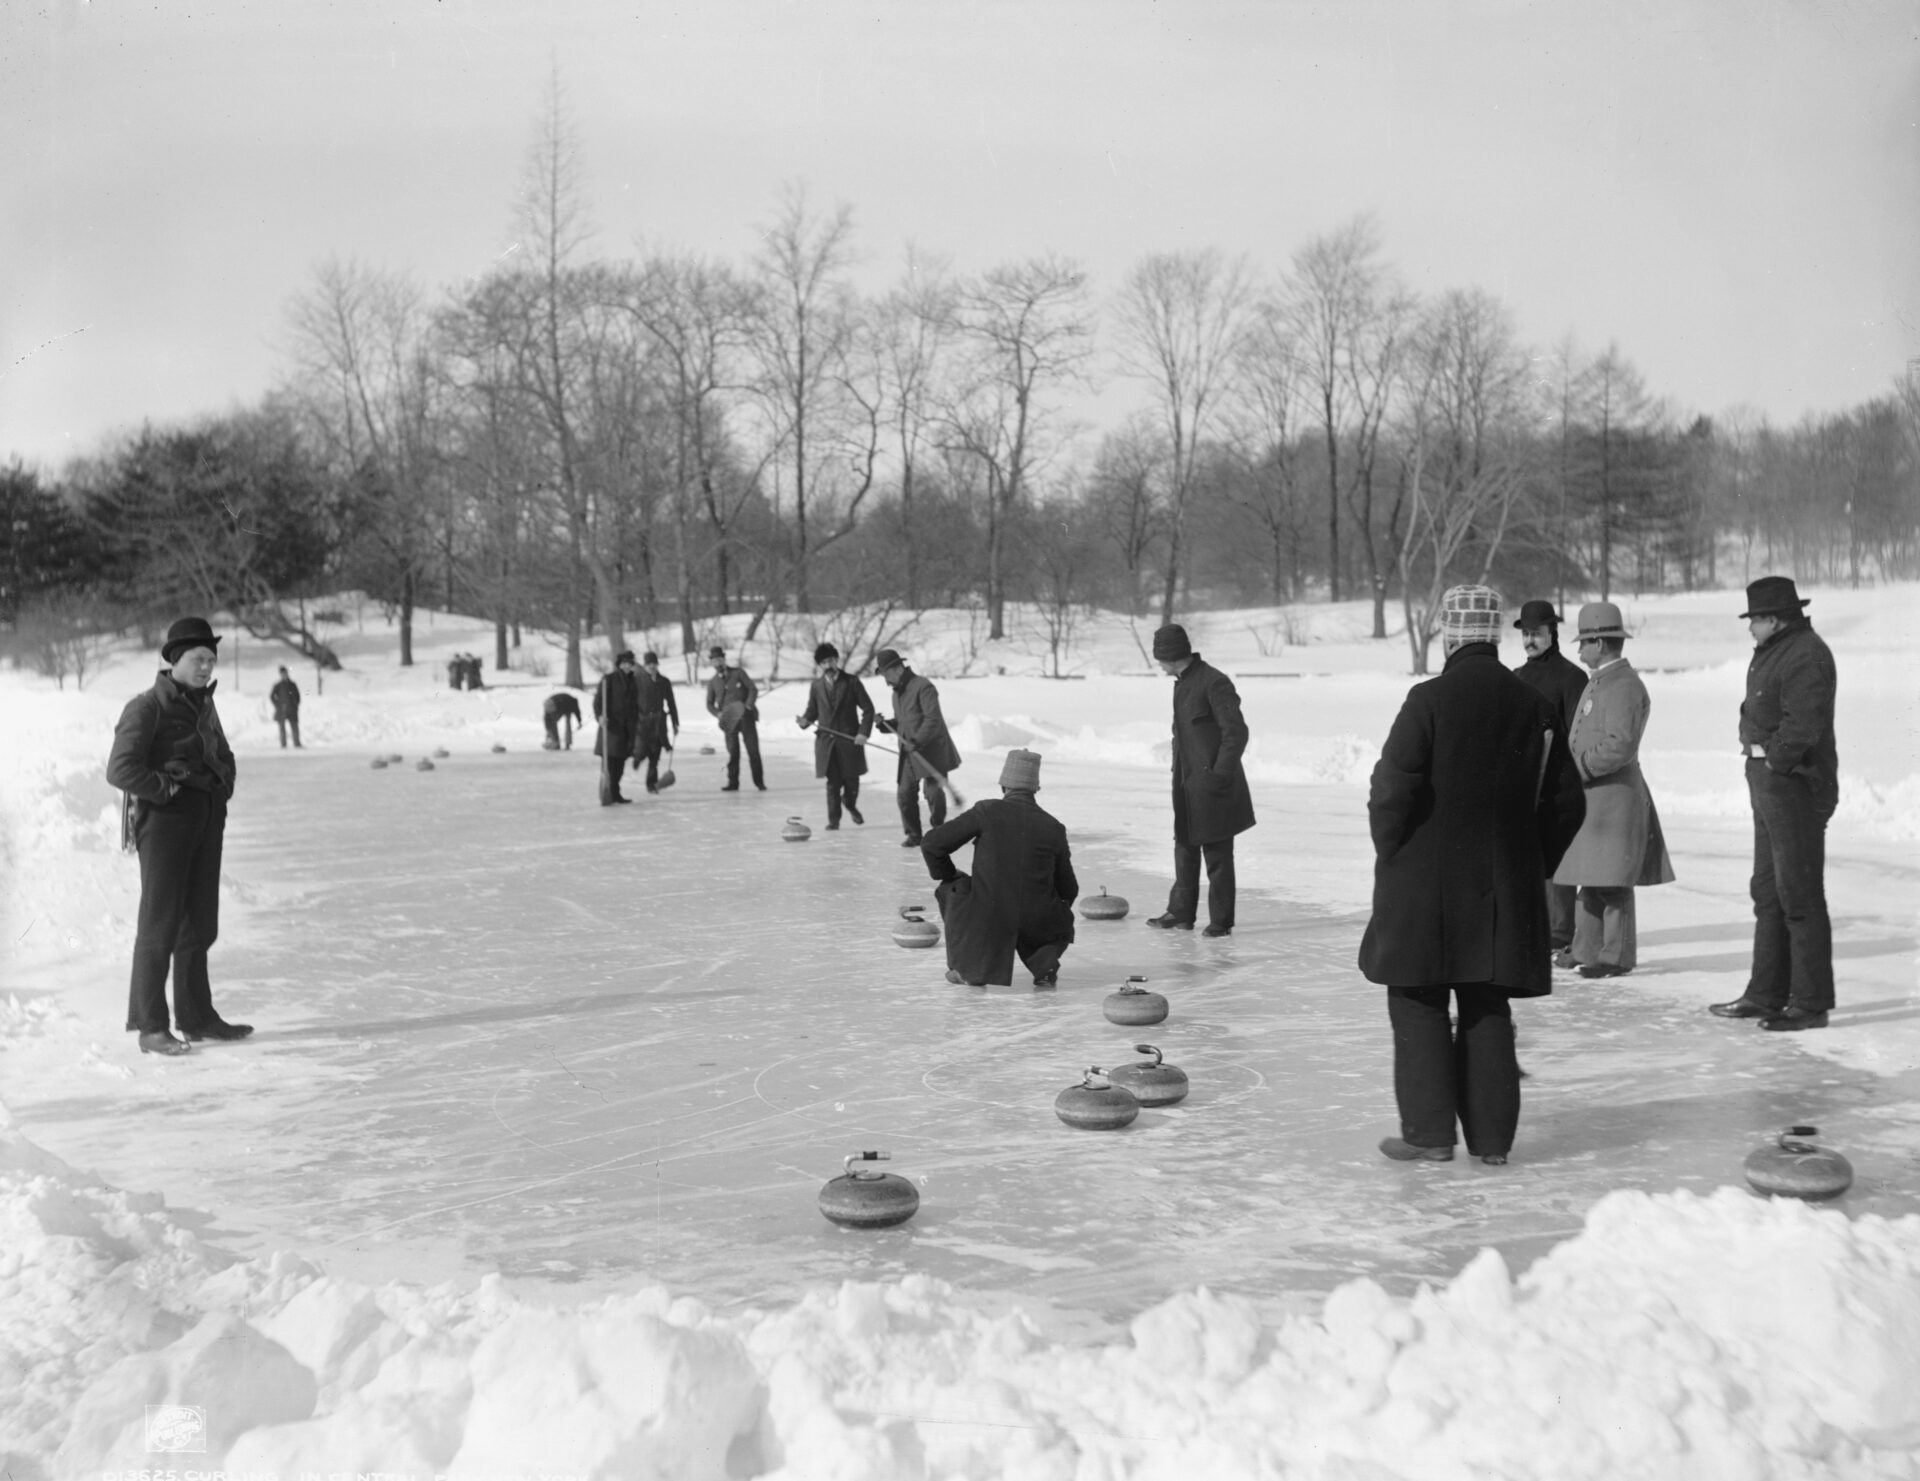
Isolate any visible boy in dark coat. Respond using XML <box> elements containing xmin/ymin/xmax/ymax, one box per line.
<box><xmin>1359</xmin><ymin>585</ymin><xmax>1585</xmax><ymax>1166</ymax></box>
<box><xmin>105</xmin><ymin>616</ymin><xmax>253</xmax><ymax>1056</ymax></box>
<box><xmin>593</xmin><ymin>651</ymin><xmax>643</xmax><ymax>804</ymax></box>
<box><xmin>873</xmin><ymin>648</ymin><xmax>962</xmax><ymax>846</ymax></box>
<box><xmin>921</xmin><ymin>749</ymin><xmax>1078</xmax><ymax>988</ymax></box>
<box><xmin>1512</xmin><ymin>599</ymin><xmax>1587</xmax><ymax>958</ymax></box>
<box><xmin>269</xmin><ymin>665</ymin><xmax>302</xmax><ymax>748</ymax></box>
<box><xmin>1710</xmin><ymin>576</ymin><xmax>1840</xmax><ymax>1031</ymax></box>
<box><xmin>1146</xmin><ymin>624</ymin><xmax>1255</xmax><ymax>936</ymax></box>
<box><xmin>795</xmin><ymin>642</ymin><xmax>875</xmax><ymax>828</ymax></box>
<box><xmin>635</xmin><ymin>652</ymin><xmax>680</xmax><ymax>792</ymax></box>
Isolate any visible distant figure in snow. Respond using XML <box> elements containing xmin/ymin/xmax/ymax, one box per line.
<box><xmin>1359</xmin><ymin>585</ymin><xmax>1585</xmax><ymax>1166</ymax></box>
<box><xmin>1709</xmin><ymin>576</ymin><xmax>1839</xmax><ymax>1033</ymax></box>
<box><xmin>270</xmin><ymin>665</ymin><xmax>302</xmax><ymax>749</ymax></box>
<box><xmin>1511</xmin><ymin>599</ymin><xmax>1586</xmax><ymax>960</ymax></box>
<box><xmin>1146</xmin><ymin>623</ymin><xmax>1254</xmax><ymax>937</ymax></box>
<box><xmin>106</xmin><ymin>616</ymin><xmax>255</xmax><ymax>1057</ymax></box>
<box><xmin>705</xmin><ymin>647</ymin><xmax>764</xmax><ymax>791</ymax></box>
<box><xmin>872</xmin><ymin>648</ymin><xmax>961</xmax><ymax>847</ymax></box>
<box><xmin>635</xmin><ymin>652</ymin><xmax>680</xmax><ymax>793</ymax></box>
<box><xmin>1551</xmin><ymin>602</ymin><xmax>1675</xmax><ymax>979</ymax></box>
<box><xmin>921</xmin><ymin>749</ymin><xmax>1078</xmax><ymax>987</ymax></box>
<box><xmin>796</xmin><ymin>641</ymin><xmax>874</xmax><ymax>827</ymax></box>
<box><xmin>593</xmin><ymin>651</ymin><xmax>642</xmax><ymax>805</ymax></box>
<box><xmin>543</xmin><ymin>691</ymin><xmax>583</xmax><ymax>750</ymax></box>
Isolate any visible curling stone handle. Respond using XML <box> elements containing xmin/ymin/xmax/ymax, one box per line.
<box><xmin>1083</xmin><ymin>1066</ymin><xmax>1112</xmax><ymax>1088</ymax></box>
<box><xmin>844</xmin><ymin>1150</ymin><xmax>892</xmax><ymax>1176</ymax></box>
<box><xmin>1126</xmin><ymin>974</ymin><xmax>1149</xmax><ymax>985</ymax></box>
<box><xmin>1132</xmin><ymin>1044</ymin><xmax>1163</xmax><ymax>1065</ymax></box>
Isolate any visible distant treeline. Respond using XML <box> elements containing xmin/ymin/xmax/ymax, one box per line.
<box><xmin>5</xmin><ymin>89</ymin><xmax>1917</xmax><ymax>681</ymax></box>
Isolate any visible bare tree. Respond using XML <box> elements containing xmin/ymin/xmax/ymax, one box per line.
<box><xmin>1224</xmin><ymin>299</ymin><xmax>1313</xmax><ymax>603</ymax></box>
<box><xmin>937</xmin><ymin>254</ymin><xmax>1094</xmax><ymax>639</ymax></box>
<box><xmin>1085</xmin><ymin>415</ymin><xmax>1166</xmax><ymax>617</ymax></box>
<box><xmin>1113</xmin><ymin>248</ymin><xmax>1256</xmax><ymax>624</ymax></box>
<box><xmin>866</xmin><ymin>246</ymin><xmax>953</xmax><ymax>608</ymax></box>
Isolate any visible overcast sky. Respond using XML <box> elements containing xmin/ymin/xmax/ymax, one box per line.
<box><xmin>3</xmin><ymin>0</ymin><xmax>1916</xmax><ymax>472</ymax></box>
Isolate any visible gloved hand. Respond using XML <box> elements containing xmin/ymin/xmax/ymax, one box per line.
<box><xmin>796</xmin><ymin>718</ymin><xmax>812</xmax><ymax>730</ymax></box>
<box><xmin>874</xmin><ymin>717</ymin><xmax>895</xmax><ymax>734</ymax></box>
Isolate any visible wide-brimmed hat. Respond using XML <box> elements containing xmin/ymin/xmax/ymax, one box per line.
<box><xmin>1439</xmin><ymin>586</ymin><xmax>1504</xmax><ymax>644</ymax></box>
<box><xmin>1151</xmin><ymin>624</ymin><xmax>1192</xmax><ymax>661</ymax></box>
<box><xmin>1575</xmin><ymin>602</ymin><xmax>1628</xmax><ymax>640</ymax></box>
<box><xmin>1513</xmin><ymin>599</ymin><xmax>1562</xmax><ymax>630</ymax></box>
<box><xmin>999</xmin><ymin>749</ymin><xmax>1042</xmax><ymax>791</ymax></box>
<box><xmin>1740</xmin><ymin>575</ymin><xmax>1811</xmax><ymax>619</ymax></box>
<box><xmin>872</xmin><ymin>648</ymin><xmax>904</xmax><ymax>672</ymax></box>
<box><xmin>161</xmin><ymin>616</ymin><xmax>220</xmax><ymax>664</ymax></box>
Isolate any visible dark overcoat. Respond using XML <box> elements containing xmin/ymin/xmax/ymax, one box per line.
<box><xmin>635</xmin><ymin>670</ymin><xmax>678</xmax><ymax>755</ymax></box>
<box><xmin>1740</xmin><ymin>618</ymin><xmax>1839</xmax><ymax>819</ymax></box>
<box><xmin>1169</xmin><ymin>655</ymin><xmax>1255</xmax><ymax>845</ymax></box>
<box><xmin>1513</xmin><ymin>644</ymin><xmax>1587</xmax><ymax>739</ymax></box>
<box><xmin>923</xmin><ymin>794</ymin><xmax>1078</xmax><ymax>986</ymax></box>
<box><xmin>107</xmin><ymin>670</ymin><xmax>238</xmax><ymax>811</ymax></box>
<box><xmin>799</xmin><ymin>670</ymin><xmax>876</xmax><ymax>778</ymax></box>
<box><xmin>593</xmin><ymin>669</ymin><xmax>642</xmax><ymax>759</ymax></box>
<box><xmin>888</xmin><ymin>669</ymin><xmax>962</xmax><ymax>777</ymax></box>
<box><xmin>269</xmin><ymin>676</ymin><xmax>301</xmax><ymax>720</ymax></box>
<box><xmin>1358</xmin><ymin>642</ymin><xmax>1586</xmax><ymax>997</ymax></box>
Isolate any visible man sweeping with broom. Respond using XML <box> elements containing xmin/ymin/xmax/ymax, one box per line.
<box><xmin>872</xmin><ymin>648</ymin><xmax>962</xmax><ymax>848</ymax></box>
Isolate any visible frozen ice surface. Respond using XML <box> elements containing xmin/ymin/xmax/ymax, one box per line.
<box><xmin>9</xmin><ymin>743</ymin><xmax>1918</xmax><ymax>1328</ymax></box>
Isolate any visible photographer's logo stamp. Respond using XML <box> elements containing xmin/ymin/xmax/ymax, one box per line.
<box><xmin>144</xmin><ymin>1403</ymin><xmax>207</xmax><ymax>1453</ymax></box>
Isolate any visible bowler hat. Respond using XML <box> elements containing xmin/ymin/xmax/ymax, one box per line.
<box><xmin>615</xmin><ymin>649</ymin><xmax>637</xmax><ymax>667</ymax></box>
<box><xmin>1151</xmin><ymin>624</ymin><xmax>1192</xmax><ymax>661</ymax></box>
<box><xmin>708</xmin><ymin>646</ymin><xmax>727</xmax><ymax>661</ymax></box>
<box><xmin>1513</xmin><ymin>599</ymin><xmax>1562</xmax><ymax>630</ymax></box>
<box><xmin>999</xmin><ymin>749</ymin><xmax>1042</xmax><ymax>791</ymax></box>
<box><xmin>813</xmin><ymin>642</ymin><xmax>839</xmax><ymax>664</ymax></box>
<box><xmin>1740</xmin><ymin>575</ymin><xmax>1811</xmax><ymax>620</ymax></box>
<box><xmin>642</xmin><ymin>650</ymin><xmax>659</xmax><ymax>664</ymax></box>
<box><xmin>872</xmin><ymin>648</ymin><xmax>904</xmax><ymax>672</ymax></box>
<box><xmin>1575</xmin><ymin>602</ymin><xmax>1628</xmax><ymax>640</ymax></box>
<box><xmin>161</xmin><ymin>616</ymin><xmax>220</xmax><ymax>664</ymax></box>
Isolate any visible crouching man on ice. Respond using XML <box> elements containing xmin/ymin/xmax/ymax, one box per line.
<box><xmin>920</xmin><ymin>750</ymin><xmax>1078</xmax><ymax>988</ymax></box>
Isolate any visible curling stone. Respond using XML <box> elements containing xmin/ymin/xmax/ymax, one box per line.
<box><xmin>542</xmin><ymin>738</ymin><xmax>561</xmax><ymax>751</ymax></box>
<box><xmin>387</xmin><ymin>753</ymin><xmax>406</xmax><ymax>764</ymax></box>
<box><xmin>1108</xmin><ymin>1044</ymin><xmax>1189</xmax><ymax>1107</ymax></box>
<box><xmin>370</xmin><ymin>756</ymin><xmax>389</xmax><ymax>769</ymax></box>
<box><xmin>1055</xmin><ymin>1068</ymin><xmax>1140</xmax><ymax>1130</ymax></box>
<box><xmin>1104</xmin><ymin>974</ymin><xmax>1168</xmax><ymax>1027</ymax></box>
<box><xmin>892</xmin><ymin>905</ymin><xmax>940</xmax><ymax>949</ymax></box>
<box><xmin>433</xmin><ymin>747</ymin><xmax>450</xmax><ymax>759</ymax></box>
<box><xmin>819</xmin><ymin>1151</ymin><xmax>919</xmax><ymax>1228</ymax></box>
<box><xmin>782</xmin><ymin>816</ymin><xmax>812</xmax><ymax>843</ymax></box>
<box><xmin>699</xmin><ymin>744</ymin><xmax>717</xmax><ymax>756</ymax></box>
<box><xmin>1744</xmin><ymin>1125</ymin><xmax>1854</xmax><ymax>1201</ymax></box>
<box><xmin>491</xmin><ymin>742</ymin><xmax>507</xmax><ymax>754</ymax></box>
<box><xmin>1079</xmin><ymin>887</ymin><xmax>1130</xmax><ymax>922</ymax></box>
<box><xmin>415</xmin><ymin>758</ymin><xmax>435</xmax><ymax>772</ymax></box>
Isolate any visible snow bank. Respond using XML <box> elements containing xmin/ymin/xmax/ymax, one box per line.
<box><xmin>7</xmin><ymin>1108</ymin><xmax>1920</xmax><ymax>1478</ymax></box>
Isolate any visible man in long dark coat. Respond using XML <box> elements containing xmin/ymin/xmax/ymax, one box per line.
<box><xmin>269</xmin><ymin>665</ymin><xmax>303</xmax><ymax>749</ymax></box>
<box><xmin>635</xmin><ymin>651</ymin><xmax>680</xmax><ymax>792</ymax></box>
<box><xmin>1146</xmin><ymin>623</ymin><xmax>1255</xmax><ymax>936</ymax></box>
<box><xmin>1359</xmin><ymin>585</ymin><xmax>1585</xmax><ymax>1166</ymax></box>
<box><xmin>593</xmin><ymin>650</ymin><xmax>643</xmax><ymax>805</ymax></box>
<box><xmin>921</xmin><ymin>749</ymin><xmax>1077</xmax><ymax>987</ymax></box>
<box><xmin>873</xmin><ymin>647</ymin><xmax>962</xmax><ymax>846</ymax></box>
<box><xmin>106</xmin><ymin>616</ymin><xmax>253</xmax><ymax>1056</ymax></box>
<box><xmin>1512</xmin><ymin>599</ymin><xmax>1587</xmax><ymax>960</ymax></box>
<box><xmin>1710</xmin><ymin>575</ymin><xmax>1839</xmax><ymax>1032</ymax></box>
<box><xmin>796</xmin><ymin>641</ymin><xmax>875</xmax><ymax>828</ymax></box>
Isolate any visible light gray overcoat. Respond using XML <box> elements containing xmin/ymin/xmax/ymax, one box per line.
<box><xmin>1552</xmin><ymin>657</ymin><xmax>1676</xmax><ymax>888</ymax></box>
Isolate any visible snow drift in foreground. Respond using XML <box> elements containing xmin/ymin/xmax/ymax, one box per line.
<box><xmin>7</xmin><ymin>1107</ymin><xmax>1919</xmax><ymax>1481</ymax></box>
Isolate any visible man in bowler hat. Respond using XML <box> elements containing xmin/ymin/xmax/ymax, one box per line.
<box><xmin>1709</xmin><ymin>576</ymin><xmax>1839</xmax><ymax>1031</ymax></box>
<box><xmin>1359</xmin><ymin>586</ymin><xmax>1585</xmax><ymax>1164</ymax></box>
<box><xmin>1147</xmin><ymin>623</ymin><xmax>1255</xmax><ymax>936</ymax></box>
<box><xmin>873</xmin><ymin>647</ymin><xmax>962</xmax><ymax>846</ymax></box>
<box><xmin>635</xmin><ymin>651</ymin><xmax>680</xmax><ymax>793</ymax></box>
<box><xmin>705</xmin><ymin>646</ymin><xmax>764</xmax><ymax>790</ymax></box>
<box><xmin>593</xmin><ymin>650</ymin><xmax>643</xmax><ymax>804</ymax></box>
<box><xmin>1512</xmin><ymin>599</ymin><xmax>1588</xmax><ymax>960</ymax></box>
<box><xmin>106</xmin><ymin>616</ymin><xmax>253</xmax><ymax>1055</ymax></box>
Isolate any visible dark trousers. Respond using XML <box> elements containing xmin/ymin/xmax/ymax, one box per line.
<box><xmin>723</xmin><ymin>720</ymin><xmax>764</xmax><ymax>788</ymax></box>
<box><xmin>1545</xmin><ymin>880</ymin><xmax>1576</xmax><ymax>950</ymax></box>
<box><xmin>599</xmin><ymin>733</ymin><xmax>636</xmax><ymax>803</ymax></box>
<box><xmin>1746</xmin><ymin>762</ymin><xmax>1834</xmax><ymax>1012</ymax></box>
<box><xmin>897</xmin><ymin>767</ymin><xmax>946</xmax><ymax>840</ymax></box>
<box><xmin>1386</xmin><ymin>985</ymin><xmax>1519</xmax><ymax>1156</ymax></box>
<box><xmin>638</xmin><ymin>716</ymin><xmax>668</xmax><ymax>788</ymax></box>
<box><xmin>1167</xmin><ymin>839</ymin><xmax>1236</xmax><ymax>928</ymax></box>
<box><xmin>275</xmin><ymin>714</ymin><xmax>301</xmax><ymax>748</ymax></box>
<box><xmin>824</xmin><ymin>750</ymin><xmax>861</xmax><ymax>824</ymax></box>
<box><xmin>126</xmin><ymin>790</ymin><xmax>227</xmax><ymax>1034</ymax></box>
<box><xmin>544</xmin><ymin>712</ymin><xmax>575</xmax><ymax>748</ymax></box>
<box><xmin>1571</xmin><ymin>886</ymin><xmax>1636</xmax><ymax>969</ymax></box>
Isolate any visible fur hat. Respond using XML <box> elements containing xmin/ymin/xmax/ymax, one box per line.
<box><xmin>814</xmin><ymin>642</ymin><xmax>839</xmax><ymax>664</ymax></box>
<box><xmin>1151</xmin><ymin>624</ymin><xmax>1192</xmax><ymax>661</ymax></box>
<box><xmin>1439</xmin><ymin>585</ymin><xmax>1504</xmax><ymax>644</ymax></box>
<box><xmin>1575</xmin><ymin>602</ymin><xmax>1627</xmax><ymax>640</ymax></box>
<box><xmin>614</xmin><ymin>649</ymin><xmax>637</xmax><ymax>667</ymax></box>
<box><xmin>161</xmin><ymin>616</ymin><xmax>220</xmax><ymax>665</ymax></box>
<box><xmin>999</xmin><ymin>749</ymin><xmax>1042</xmax><ymax>791</ymax></box>
<box><xmin>1740</xmin><ymin>575</ymin><xmax>1811</xmax><ymax>619</ymax></box>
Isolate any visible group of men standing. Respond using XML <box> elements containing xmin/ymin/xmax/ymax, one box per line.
<box><xmin>592</xmin><ymin>650</ymin><xmax>680</xmax><ymax>804</ymax></box>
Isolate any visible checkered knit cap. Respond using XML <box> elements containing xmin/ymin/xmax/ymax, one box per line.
<box><xmin>1440</xmin><ymin>585</ymin><xmax>1505</xmax><ymax>644</ymax></box>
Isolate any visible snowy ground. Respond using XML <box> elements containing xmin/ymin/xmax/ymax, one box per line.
<box><xmin>2</xmin><ymin>586</ymin><xmax>1917</xmax><ymax>1478</ymax></box>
